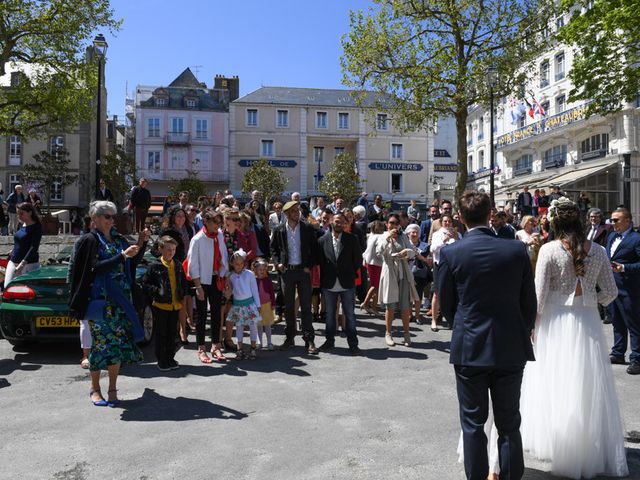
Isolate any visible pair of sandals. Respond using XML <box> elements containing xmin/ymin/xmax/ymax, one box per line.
<box><xmin>198</xmin><ymin>347</ymin><xmax>226</xmax><ymax>364</ymax></box>
<box><xmin>89</xmin><ymin>388</ymin><xmax>118</xmax><ymax>408</ymax></box>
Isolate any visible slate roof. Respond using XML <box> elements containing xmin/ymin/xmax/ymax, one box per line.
<box><xmin>139</xmin><ymin>68</ymin><xmax>227</xmax><ymax>111</ymax></box>
<box><xmin>234</xmin><ymin>86</ymin><xmax>395</xmax><ymax>108</ymax></box>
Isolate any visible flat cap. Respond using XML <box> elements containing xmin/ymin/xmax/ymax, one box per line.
<box><xmin>283</xmin><ymin>200</ymin><xmax>300</xmax><ymax>212</ymax></box>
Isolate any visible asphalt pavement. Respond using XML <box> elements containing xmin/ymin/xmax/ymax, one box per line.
<box><xmin>0</xmin><ymin>309</ymin><xmax>638</xmax><ymax>480</ymax></box>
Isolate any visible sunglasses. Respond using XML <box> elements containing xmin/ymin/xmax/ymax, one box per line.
<box><xmin>101</xmin><ymin>214</ymin><xmax>115</xmax><ymax>220</ymax></box>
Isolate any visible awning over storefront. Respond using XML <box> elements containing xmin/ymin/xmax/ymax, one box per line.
<box><xmin>497</xmin><ymin>158</ymin><xmax>620</xmax><ymax>196</ymax></box>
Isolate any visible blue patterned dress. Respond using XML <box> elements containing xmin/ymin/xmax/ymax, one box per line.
<box><xmin>88</xmin><ymin>234</ymin><xmax>143</xmax><ymax>371</ymax></box>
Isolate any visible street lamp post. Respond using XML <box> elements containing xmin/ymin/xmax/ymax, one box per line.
<box><xmin>486</xmin><ymin>66</ymin><xmax>498</xmax><ymax>206</ymax></box>
<box><xmin>93</xmin><ymin>34</ymin><xmax>108</xmax><ymax>195</ymax></box>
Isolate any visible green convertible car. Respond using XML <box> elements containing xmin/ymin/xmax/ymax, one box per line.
<box><xmin>0</xmin><ymin>250</ymin><xmax>155</xmax><ymax>347</ymax></box>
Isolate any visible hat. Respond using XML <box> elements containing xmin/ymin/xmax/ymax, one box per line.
<box><xmin>283</xmin><ymin>200</ymin><xmax>299</xmax><ymax>213</ymax></box>
<box><xmin>404</xmin><ymin>224</ymin><xmax>420</xmax><ymax>234</ymax></box>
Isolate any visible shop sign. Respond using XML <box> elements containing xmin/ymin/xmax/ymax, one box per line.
<box><xmin>497</xmin><ymin>103</ymin><xmax>590</xmax><ymax>149</ymax></box>
<box><xmin>239</xmin><ymin>159</ymin><xmax>297</xmax><ymax>168</ymax></box>
<box><xmin>368</xmin><ymin>162</ymin><xmax>424</xmax><ymax>171</ymax></box>
<box><xmin>434</xmin><ymin>149</ymin><xmax>451</xmax><ymax>157</ymax></box>
<box><xmin>434</xmin><ymin>163</ymin><xmax>457</xmax><ymax>172</ymax></box>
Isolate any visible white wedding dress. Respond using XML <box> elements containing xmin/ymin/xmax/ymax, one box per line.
<box><xmin>521</xmin><ymin>240</ymin><xmax>628</xmax><ymax>479</ymax></box>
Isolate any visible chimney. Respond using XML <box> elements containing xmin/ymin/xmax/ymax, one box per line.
<box><xmin>214</xmin><ymin>74</ymin><xmax>240</xmax><ymax>102</ymax></box>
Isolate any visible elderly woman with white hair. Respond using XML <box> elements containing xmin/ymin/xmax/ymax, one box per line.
<box><xmin>68</xmin><ymin>201</ymin><xmax>150</xmax><ymax>407</ymax></box>
<box><xmin>405</xmin><ymin>223</ymin><xmax>432</xmax><ymax>327</ymax></box>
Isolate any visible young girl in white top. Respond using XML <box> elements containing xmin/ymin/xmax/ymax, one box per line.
<box><xmin>225</xmin><ymin>249</ymin><xmax>261</xmax><ymax>360</ymax></box>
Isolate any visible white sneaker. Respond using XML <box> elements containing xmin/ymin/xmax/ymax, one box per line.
<box><xmin>385</xmin><ymin>334</ymin><xmax>395</xmax><ymax>347</ymax></box>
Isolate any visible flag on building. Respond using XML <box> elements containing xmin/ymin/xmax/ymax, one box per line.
<box><xmin>532</xmin><ymin>97</ymin><xmax>546</xmax><ymax>117</ymax></box>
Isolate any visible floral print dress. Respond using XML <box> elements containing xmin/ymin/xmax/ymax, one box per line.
<box><xmin>88</xmin><ymin>236</ymin><xmax>143</xmax><ymax>371</ymax></box>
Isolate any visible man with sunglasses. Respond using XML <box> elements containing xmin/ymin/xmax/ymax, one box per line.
<box><xmin>270</xmin><ymin>200</ymin><xmax>319</xmax><ymax>354</ymax></box>
<box><xmin>606</xmin><ymin>208</ymin><xmax>640</xmax><ymax>375</ymax></box>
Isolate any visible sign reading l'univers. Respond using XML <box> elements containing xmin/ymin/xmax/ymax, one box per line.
<box><xmin>368</xmin><ymin>162</ymin><xmax>424</xmax><ymax>171</ymax></box>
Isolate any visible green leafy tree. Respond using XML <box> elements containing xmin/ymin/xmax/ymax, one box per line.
<box><xmin>558</xmin><ymin>0</ymin><xmax>640</xmax><ymax>116</ymax></box>
<box><xmin>341</xmin><ymin>0</ymin><xmax>555</xmax><ymax>200</ymax></box>
<box><xmin>168</xmin><ymin>161</ymin><xmax>208</xmax><ymax>202</ymax></box>
<box><xmin>318</xmin><ymin>152</ymin><xmax>360</xmax><ymax>205</ymax></box>
<box><xmin>0</xmin><ymin>0</ymin><xmax>121</xmax><ymax>137</ymax></box>
<box><xmin>22</xmin><ymin>149</ymin><xmax>78</xmax><ymax>214</ymax></box>
<box><xmin>241</xmin><ymin>158</ymin><xmax>290</xmax><ymax>206</ymax></box>
<box><xmin>100</xmin><ymin>147</ymin><xmax>136</xmax><ymax>210</ymax></box>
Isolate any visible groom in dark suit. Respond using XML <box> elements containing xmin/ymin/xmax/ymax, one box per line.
<box><xmin>606</xmin><ymin>207</ymin><xmax>640</xmax><ymax>375</ymax></box>
<box><xmin>437</xmin><ymin>191</ymin><xmax>537</xmax><ymax>480</ymax></box>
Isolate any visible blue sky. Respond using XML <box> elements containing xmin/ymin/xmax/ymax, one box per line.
<box><xmin>105</xmin><ymin>0</ymin><xmax>373</xmax><ymax>118</ymax></box>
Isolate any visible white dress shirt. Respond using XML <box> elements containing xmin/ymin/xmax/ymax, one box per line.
<box><xmin>286</xmin><ymin>221</ymin><xmax>302</xmax><ymax>265</ymax></box>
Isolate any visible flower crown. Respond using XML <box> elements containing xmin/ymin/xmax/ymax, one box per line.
<box><xmin>548</xmin><ymin>196</ymin><xmax>575</xmax><ymax>222</ymax></box>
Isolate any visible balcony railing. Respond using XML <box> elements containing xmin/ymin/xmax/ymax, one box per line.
<box><xmin>555</xmin><ymin>71</ymin><xmax>565</xmax><ymax>82</ymax></box>
<box><xmin>514</xmin><ymin>165</ymin><xmax>532</xmax><ymax>176</ymax></box>
<box><xmin>467</xmin><ymin>138</ymin><xmax>473</xmax><ymax>146</ymax></box>
<box><xmin>477</xmin><ymin>132</ymin><xmax>484</xmax><ymax>141</ymax></box>
<box><xmin>540</xmin><ymin>78</ymin><xmax>550</xmax><ymax>88</ymax></box>
<box><xmin>544</xmin><ymin>153</ymin><xmax>566</xmax><ymax>169</ymax></box>
<box><xmin>165</xmin><ymin>132</ymin><xmax>190</xmax><ymax>145</ymax></box>
<box><xmin>580</xmin><ymin>149</ymin><xmax>607</xmax><ymax>161</ymax></box>
<box><xmin>140</xmin><ymin>169</ymin><xmax>228</xmax><ymax>183</ymax></box>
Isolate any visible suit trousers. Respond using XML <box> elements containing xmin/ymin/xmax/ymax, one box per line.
<box><xmin>152</xmin><ymin>307</ymin><xmax>179</xmax><ymax>364</ymax></box>
<box><xmin>455</xmin><ymin>364</ymin><xmax>525</xmax><ymax>480</ymax></box>
<box><xmin>609</xmin><ymin>296</ymin><xmax>640</xmax><ymax>364</ymax></box>
<box><xmin>195</xmin><ymin>280</ymin><xmax>222</xmax><ymax>345</ymax></box>
<box><xmin>282</xmin><ymin>268</ymin><xmax>314</xmax><ymax>342</ymax></box>
<box><xmin>322</xmin><ymin>288</ymin><xmax>358</xmax><ymax>348</ymax></box>
<box><xmin>134</xmin><ymin>207</ymin><xmax>148</xmax><ymax>233</ymax></box>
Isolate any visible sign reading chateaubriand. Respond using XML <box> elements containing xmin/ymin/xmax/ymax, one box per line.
<box><xmin>496</xmin><ymin>103</ymin><xmax>589</xmax><ymax>148</ymax></box>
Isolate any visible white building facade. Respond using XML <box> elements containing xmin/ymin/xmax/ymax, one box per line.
<box><xmin>466</xmin><ymin>16</ymin><xmax>640</xmax><ymax>218</ymax></box>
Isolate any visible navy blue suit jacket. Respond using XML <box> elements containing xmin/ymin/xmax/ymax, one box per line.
<box><xmin>419</xmin><ymin>219</ymin><xmax>432</xmax><ymax>244</ymax></box>
<box><xmin>437</xmin><ymin>228</ymin><xmax>537</xmax><ymax>367</ymax></box>
<box><xmin>606</xmin><ymin>229</ymin><xmax>640</xmax><ymax>300</ymax></box>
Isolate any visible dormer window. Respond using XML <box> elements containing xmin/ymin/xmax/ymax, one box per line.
<box><xmin>155</xmin><ymin>97</ymin><xmax>168</xmax><ymax>107</ymax></box>
<box><xmin>185</xmin><ymin>98</ymin><xmax>197</xmax><ymax>109</ymax></box>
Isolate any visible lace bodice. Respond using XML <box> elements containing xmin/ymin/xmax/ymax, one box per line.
<box><xmin>535</xmin><ymin>240</ymin><xmax>618</xmax><ymax>313</ymax></box>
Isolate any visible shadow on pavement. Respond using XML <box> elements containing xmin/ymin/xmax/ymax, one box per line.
<box><xmin>117</xmin><ymin>361</ymin><xmax>249</xmax><ymax>379</ymax></box>
<box><xmin>0</xmin><ymin>356</ymin><xmax>43</xmax><ymax>376</ymax></box>
<box><xmin>522</xmin><ymin>446</ymin><xmax>639</xmax><ymax>479</ymax></box>
<box><xmin>117</xmin><ymin>387</ymin><xmax>249</xmax><ymax>422</ymax></box>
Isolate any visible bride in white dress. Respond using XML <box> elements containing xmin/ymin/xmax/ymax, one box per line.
<box><xmin>521</xmin><ymin>198</ymin><xmax>628</xmax><ymax>479</ymax></box>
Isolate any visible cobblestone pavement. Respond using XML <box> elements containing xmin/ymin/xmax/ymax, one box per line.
<box><xmin>0</xmin><ymin>308</ymin><xmax>638</xmax><ymax>480</ymax></box>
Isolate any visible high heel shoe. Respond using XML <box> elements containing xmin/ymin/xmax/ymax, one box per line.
<box><xmin>90</xmin><ymin>389</ymin><xmax>108</xmax><ymax>407</ymax></box>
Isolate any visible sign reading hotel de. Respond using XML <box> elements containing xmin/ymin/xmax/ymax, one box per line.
<box><xmin>496</xmin><ymin>103</ymin><xmax>589</xmax><ymax>148</ymax></box>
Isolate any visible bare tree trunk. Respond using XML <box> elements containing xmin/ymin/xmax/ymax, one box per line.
<box><xmin>454</xmin><ymin>108</ymin><xmax>469</xmax><ymax>204</ymax></box>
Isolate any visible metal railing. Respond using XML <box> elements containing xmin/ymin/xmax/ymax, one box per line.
<box><xmin>139</xmin><ymin>169</ymin><xmax>228</xmax><ymax>182</ymax></box>
<box><xmin>544</xmin><ymin>152</ymin><xmax>566</xmax><ymax>169</ymax></box>
<box><xmin>165</xmin><ymin>132</ymin><xmax>190</xmax><ymax>145</ymax></box>
<box><xmin>514</xmin><ymin>166</ymin><xmax>532</xmax><ymax>176</ymax></box>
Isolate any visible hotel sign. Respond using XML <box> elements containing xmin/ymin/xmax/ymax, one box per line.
<box><xmin>434</xmin><ymin>149</ymin><xmax>451</xmax><ymax>157</ymax></box>
<box><xmin>496</xmin><ymin>103</ymin><xmax>589</xmax><ymax>149</ymax></box>
<box><xmin>434</xmin><ymin>163</ymin><xmax>457</xmax><ymax>172</ymax></box>
<box><xmin>239</xmin><ymin>159</ymin><xmax>297</xmax><ymax>168</ymax></box>
<box><xmin>368</xmin><ymin>162</ymin><xmax>424</xmax><ymax>171</ymax></box>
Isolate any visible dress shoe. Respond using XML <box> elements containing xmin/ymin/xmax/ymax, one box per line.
<box><xmin>627</xmin><ymin>362</ymin><xmax>640</xmax><ymax>375</ymax></box>
<box><xmin>279</xmin><ymin>338</ymin><xmax>295</xmax><ymax>351</ymax></box>
<box><xmin>349</xmin><ymin>346</ymin><xmax>362</xmax><ymax>356</ymax></box>
<box><xmin>610</xmin><ymin>355</ymin><xmax>626</xmax><ymax>365</ymax></box>
<box><xmin>403</xmin><ymin>332</ymin><xmax>412</xmax><ymax>347</ymax></box>
<box><xmin>318</xmin><ymin>341</ymin><xmax>335</xmax><ymax>352</ymax></box>
<box><xmin>305</xmin><ymin>341</ymin><xmax>319</xmax><ymax>355</ymax></box>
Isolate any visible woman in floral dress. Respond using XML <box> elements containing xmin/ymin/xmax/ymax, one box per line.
<box><xmin>69</xmin><ymin>201</ymin><xmax>149</xmax><ymax>407</ymax></box>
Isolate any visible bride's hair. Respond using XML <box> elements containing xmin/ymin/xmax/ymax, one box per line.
<box><xmin>551</xmin><ymin>200</ymin><xmax>587</xmax><ymax>276</ymax></box>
